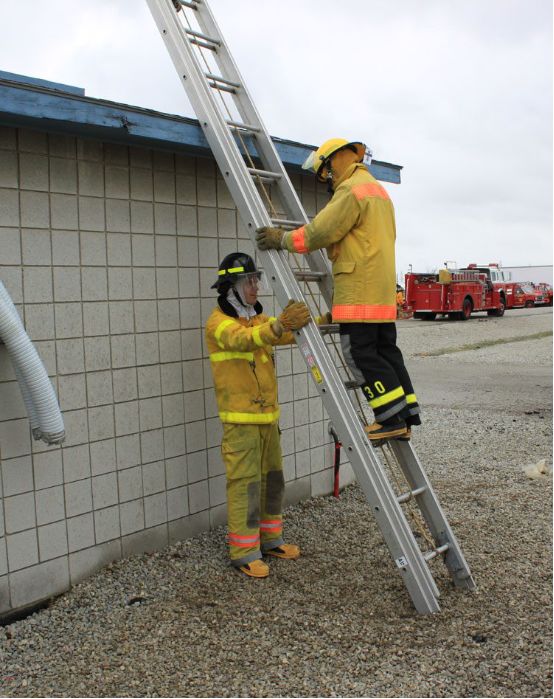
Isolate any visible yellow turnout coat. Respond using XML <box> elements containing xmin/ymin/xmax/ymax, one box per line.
<box><xmin>205</xmin><ymin>301</ymin><xmax>294</xmax><ymax>424</ymax></box>
<box><xmin>284</xmin><ymin>162</ymin><xmax>397</xmax><ymax>322</ymax></box>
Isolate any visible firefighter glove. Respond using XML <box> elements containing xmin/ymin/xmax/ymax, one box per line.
<box><xmin>317</xmin><ymin>311</ymin><xmax>333</xmax><ymax>325</ymax></box>
<box><xmin>255</xmin><ymin>226</ymin><xmax>285</xmax><ymax>250</ymax></box>
<box><xmin>276</xmin><ymin>300</ymin><xmax>311</xmax><ymax>331</ymax></box>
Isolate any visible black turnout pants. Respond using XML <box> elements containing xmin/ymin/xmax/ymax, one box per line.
<box><xmin>339</xmin><ymin>322</ymin><xmax>421</xmax><ymax>425</ymax></box>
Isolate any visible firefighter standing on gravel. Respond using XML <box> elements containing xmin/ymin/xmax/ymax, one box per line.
<box><xmin>206</xmin><ymin>252</ymin><xmax>311</xmax><ymax>578</ymax></box>
<box><xmin>256</xmin><ymin>138</ymin><xmax>421</xmax><ymax>442</ymax></box>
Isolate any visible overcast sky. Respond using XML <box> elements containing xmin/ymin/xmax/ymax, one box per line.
<box><xmin>1</xmin><ymin>0</ymin><xmax>552</xmax><ymax>276</ymax></box>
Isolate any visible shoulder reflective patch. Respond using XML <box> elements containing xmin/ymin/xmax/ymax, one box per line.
<box><xmin>351</xmin><ymin>182</ymin><xmax>390</xmax><ymax>201</ymax></box>
<box><xmin>214</xmin><ymin>318</ymin><xmax>237</xmax><ymax>348</ymax></box>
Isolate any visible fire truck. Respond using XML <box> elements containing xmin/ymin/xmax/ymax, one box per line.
<box><xmin>504</xmin><ymin>282</ymin><xmax>539</xmax><ymax>309</ymax></box>
<box><xmin>405</xmin><ymin>265</ymin><xmax>506</xmax><ymax>320</ymax></box>
<box><xmin>534</xmin><ymin>283</ymin><xmax>553</xmax><ymax>306</ymax></box>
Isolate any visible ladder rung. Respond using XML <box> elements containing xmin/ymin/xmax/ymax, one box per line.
<box><xmin>208</xmin><ymin>82</ymin><xmax>236</xmax><ymax>94</ymax></box>
<box><xmin>271</xmin><ymin>218</ymin><xmax>306</xmax><ymax>229</ymax></box>
<box><xmin>319</xmin><ymin>323</ymin><xmax>340</xmax><ymax>336</ymax></box>
<box><xmin>344</xmin><ymin>379</ymin><xmax>359</xmax><ymax>390</ymax></box>
<box><xmin>189</xmin><ymin>38</ymin><xmax>217</xmax><ymax>51</ymax></box>
<box><xmin>293</xmin><ymin>270</ymin><xmax>326</xmax><ymax>282</ymax></box>
<box><xmin>424</xmin><ymin>544</ymin><xmax>450</xmax><ymax>562</ymax></box>
<box><xmin>185</xmin><ymin>28</ymin><xmax>220</xmax><ymax>46</ymax></box>
<box><xmin>175</xmin><ymin>0</ymin><xmax>199</xmax><ymax>9</ymax></box>
<box><xmin>397</xmin><ymin>485</ymin><xmax>426</xmax><ymax>504</ymax></box>
<box><xmin>205</xmin><ymin>73</ymin><xmax>241</xmax><ymax>89</ymax></box>
<box><xmin>226</xmin><ymin>119</ymin><xmax>260</xmax><ymax>133</ymax></box>
<box><xmin>248</xmin><ymin>168</ymin><xmax>282</xmax><ymax>181</ymax></box>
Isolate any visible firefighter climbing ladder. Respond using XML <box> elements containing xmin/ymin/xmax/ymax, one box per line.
<box><xmin>146</xmin><ymin>0</ymin><xmax>475</xmax><ymax>613</ymax></box>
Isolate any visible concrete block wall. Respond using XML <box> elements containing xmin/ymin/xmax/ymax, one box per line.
<box><xmin>0</xmin><ymin>125</ymin><xmax>354</xmax><ymax>616</ymax></box>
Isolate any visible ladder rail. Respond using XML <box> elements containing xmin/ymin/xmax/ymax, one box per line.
<box><xmin>146</xmin><ymin>0</ymin><xmax>475</xmax><ymax>613</ymax></box>
<box><xmin>390</xmin><ymin>440</ymin><xmax>476</xmax><ymax>589</ymax></box>
<box><xmin>147</xmin><ymin>0</ymin><xmax>440</xmax><ymax>612</ymax></box>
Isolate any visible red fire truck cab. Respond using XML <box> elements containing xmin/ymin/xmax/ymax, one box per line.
<box><xmin>534</xmin><ymin>283</ymin><xmax>553</xmax><ymax>306</ymax></box>
<box><xmin>505</xmin><ymin>282</ymin><xmax>542</xmax><ymax>309</ymax></box>
<box><xmin>405</xmin><ymin>266</ymin><xmax>506</xmax><ymax>321</ymax></box>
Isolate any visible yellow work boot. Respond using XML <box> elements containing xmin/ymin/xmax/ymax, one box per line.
<box><xmin>395</xmin><ymin>428</ymin><xmax>412</xmax><ymax>441</ymax></box>
<box><xmin>365</xmin><ymin>421</ymin><xmax>407</xmax><ymax>441</ymax></box>
<box><xmin>264</xmin><ymin>544</ymin><xmax>300</xmax><ymax>560</ymax></box>
<box><xmin>238</xmin><ymin>559</ymin><xmax>269</xmax><ymax>578</ymax></box>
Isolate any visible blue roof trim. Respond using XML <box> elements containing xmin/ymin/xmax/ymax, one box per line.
<box><xmin>0</xmin><ymin>76</ymin><xmax>402</xmax><ymax>184</ymax></box>
<box><xmin>0</xmin><ymin>71</ymin><xmax>85</xmax><ymax>96</ymax></box>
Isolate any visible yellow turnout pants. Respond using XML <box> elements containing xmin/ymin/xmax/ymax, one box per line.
<box><xmin>221</xmin><ymin>422</ymin><xmax>285</xmax><ymax>566</ymax></box>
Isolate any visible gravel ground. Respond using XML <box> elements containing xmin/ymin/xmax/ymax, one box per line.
<box><xmin>0</xmin><ymin>311</ymin><xmax>552</xmax><ymax>698</ymax></box>
<box><xmin>397</xmin><ymin>307</ymin><xmax>552</xmax><ymax>360</ymax></box>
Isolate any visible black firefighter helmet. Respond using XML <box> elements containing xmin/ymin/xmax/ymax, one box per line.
<box><xmin>211</xmin><ymin>252</ymin><xmax>261</xmax><ymax>292</ymax></box>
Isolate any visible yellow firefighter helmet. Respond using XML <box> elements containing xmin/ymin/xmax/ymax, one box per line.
<box><xmin>302</xmin><ymin>138</ymin><xmax>367</xmax><ymax>182</ymax></box>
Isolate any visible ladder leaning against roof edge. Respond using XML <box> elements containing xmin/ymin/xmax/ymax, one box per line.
<box><xmin>145</xmin><ymin>0</ymin><xmax>475</xmax><ymax>614</ymax></box>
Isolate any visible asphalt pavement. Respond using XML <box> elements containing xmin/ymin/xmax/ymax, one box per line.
<box><xmin>398</xmin><ymin>307</ymin><xmax>552</xmax><ymax>413</ymax></box>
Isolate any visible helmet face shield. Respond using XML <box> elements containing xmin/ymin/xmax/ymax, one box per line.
<box><xmin>301</xmin><ymin>139</ymin><xmax>368</xmax><ymax>182</ymax></box>
<box><xmin>232</xmin><ymin>270</ymin><xmax>269</xmax><ymax>305</ymax></box>
<box><xmin>233</xmin><ymin>270</ymin><xmax>268</xmax><ymax>294</ymax></box>
<box><xmin>301</xmin><ymin>150</ymin><xmax>318</xmax><ymax>172</ymax></box>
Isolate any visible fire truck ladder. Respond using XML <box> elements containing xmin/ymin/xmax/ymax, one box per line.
<box><xmin>146</xmin><ymin>0</ymin><xmax>475</xmax><ymax>614</ymax></box>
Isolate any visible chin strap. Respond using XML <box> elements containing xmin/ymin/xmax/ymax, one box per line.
<box><xmin>324</xmin><ymin>159</ymin><xmax>335</xmax><ymax>195</ymax></box>
<box><xmin>232</xmin><ymin>287</ymin><xmax>247</xmax><ymax>307</ymax></box>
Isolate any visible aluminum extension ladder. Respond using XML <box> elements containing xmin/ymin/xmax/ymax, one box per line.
<box><xmin>146</xmin><ymin>0</ymin><xmax>476</xmax><ymax>613</ymax></box>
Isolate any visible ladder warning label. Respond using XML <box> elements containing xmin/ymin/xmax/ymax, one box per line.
<box><xmin>311</xmin><ymin>366</ymin><xmax>323</xmax><ymax>384</ymax></box>
<box><xmin>395</xmin><ymin>556</ymin><xmax>409</xmax><ymax>569</ymax></box>
<box><xmin>300</xmin><ymin>343</ymin><xmax>323</xmax><ymax>384</ymax></box>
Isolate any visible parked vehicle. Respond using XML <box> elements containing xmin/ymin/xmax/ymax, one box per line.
<box><xmin>525</xmin><ymin>283</ymin><xmax>546</xmax><ymax>307</ymax></box>
<box><xmin>534</xmin><ymin>282</ymin><xmax>553</xmax><ymax>306</ymax></box>
<box><xmin>504</xmin><ymin>282</ymin><xmax>539</xmax><ymax>309</ymax></box>
<box><xmin>405</xmin><ymin>268</ymin><xmax>505</xmax><ymax>321</ymax></box>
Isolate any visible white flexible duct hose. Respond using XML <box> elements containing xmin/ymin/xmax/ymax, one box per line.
<box><xmin>14</xmin><ymin>363</ymin><xmax>43</xmax><ymax>439</ymax></box>
<box><xmin>0</xmin><ymin>281</ymin><xmax>65</xmax><ymax>445</ymax></box>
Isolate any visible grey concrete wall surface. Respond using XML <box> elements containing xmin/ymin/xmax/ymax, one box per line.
<box><xmin>0</xmin><ymin>125</ymin><xmax>355</xmax><ymax>616</ymax></box>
